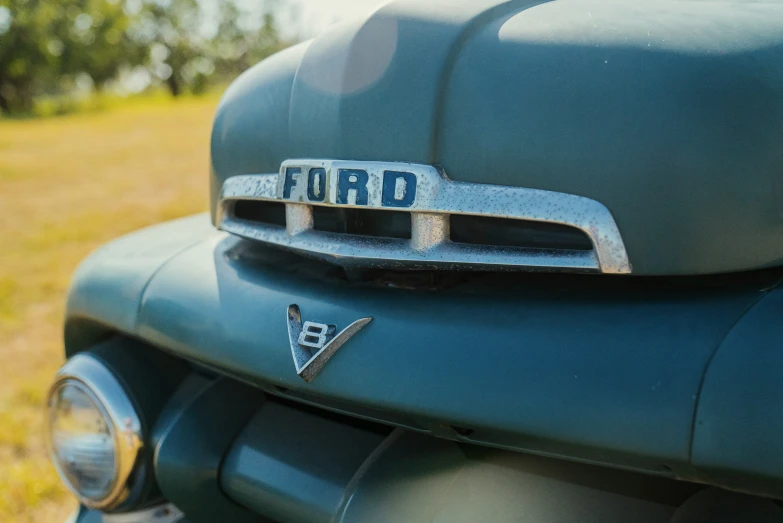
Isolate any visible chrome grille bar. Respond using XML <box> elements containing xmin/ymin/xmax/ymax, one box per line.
<box><xmin>216</xmin><ymin>160</ymin><xmax>631</xmax><ymax>274</ymax></box>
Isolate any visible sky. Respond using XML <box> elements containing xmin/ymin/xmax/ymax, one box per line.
<box><xmin>287</xmin><ymin>0</ymin><xmax>389</xmax><ymax>38</ymax></box>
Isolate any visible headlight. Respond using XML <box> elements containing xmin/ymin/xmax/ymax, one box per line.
<box><xmin>46</xmin><ymin>354</ymin><xmax>142</xmax><ymax>510</ymax></box>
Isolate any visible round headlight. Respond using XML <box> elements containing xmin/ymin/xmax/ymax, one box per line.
<box><xmin>46</xmin><ymin>354</ymin><xmax>142</xmax><ymax>510</ymax></box>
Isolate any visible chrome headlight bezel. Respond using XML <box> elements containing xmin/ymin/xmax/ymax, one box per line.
<box><xmin>46</xmin><ymin>353</ymin><xmax>143</xmax><ymax>510</ymax></box>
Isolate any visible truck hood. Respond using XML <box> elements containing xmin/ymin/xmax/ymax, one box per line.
<box><xmin>210</xmin><ymin>0</ymin><xmax>783</xmax><ymax>276</ymax></box>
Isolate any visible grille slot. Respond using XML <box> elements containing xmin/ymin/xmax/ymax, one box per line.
<box><xmin>313</xmin><ymin>207</ymin><xmax>412</xmax><ymax>239</ymax></box>
<box><xmin>450</xmin><ymin>215</ymin><xmax>592</xmax><ymax>251</ymax></box>
<box><xmin>234</xmin><ymin>200</ymin><xmax>286</xmax><ymax>227</ymax></box>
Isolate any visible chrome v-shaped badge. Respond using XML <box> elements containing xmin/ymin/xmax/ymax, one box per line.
<box><xmin>286</xmin><ymin>304</ymin><xmax>373</xmax><ymax>383</ymax></box>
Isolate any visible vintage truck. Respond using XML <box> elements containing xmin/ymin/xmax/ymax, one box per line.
<box><xmin>46</xmin><ymin>1</ymin><xmax>783</xmax><ymax>522</ymax></box>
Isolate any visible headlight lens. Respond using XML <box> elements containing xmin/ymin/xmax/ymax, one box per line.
<box><xmin>46</xmin><ymin>354</ymin><xmax>142</xmax><ymax>510</ymax></box>
<box><xmin>48</xmin><ymin>380</ymin><xmax>117</xmax><ymax>501</ymax></box>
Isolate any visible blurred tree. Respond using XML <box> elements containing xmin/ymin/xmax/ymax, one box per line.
<box><xmin>131</xmin><ymin>0</ymin><xmax>202</xmax><ymax>97</ymax></box>
<box><xmin>0</xmin><ymin>0</ymin><xmax>144</xmax><ymax>114</ymax></box>
<box><xmin>132</xmin><ymin>0</ymin><xmax>288</xmax><ymax>97</ymax></box>
<box><xmin>0</xmin><ymin>0</ymin><xmax>290</xmax><ymax>113</ymax></box>
<box><xmin>59</xmin><ymin>0</ymin><xmax>146</xmax><ymax>91</ymax></box>
<box><xmin>211</xmin><ymin>2</ymin><xmax>287</xmax><ymax>80</ymax></box>
<box><xmin>0</xmin><ymin>0</ymin><xmax>62</xmax><ymax>113</ymax></box>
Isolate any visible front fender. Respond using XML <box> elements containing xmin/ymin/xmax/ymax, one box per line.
<box><xmin>64</xmin><ymin>213</ymin><xmax>220</xmax><ymax>354</ymax></box>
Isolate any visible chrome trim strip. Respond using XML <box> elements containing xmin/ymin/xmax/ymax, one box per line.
<box><xmin>217</xmin><ymin>160</ymin><xmax>631</xmax><ymax>274</ymax></box>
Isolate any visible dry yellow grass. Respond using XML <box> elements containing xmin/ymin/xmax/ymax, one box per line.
<box><xmin>0</xmin><ymin>94</ymin><xmax>219</xmax><ymax>522</ymax></box>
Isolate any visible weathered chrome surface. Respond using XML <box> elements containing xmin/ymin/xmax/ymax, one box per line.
<box><xmin>217</xmin><ymin>160</ymin><xmax>631</xmax><ymax>273</ymax></box>
<box><xmin>47</xmin><ymin>354</ymin><xmax>143</xmax><ymax>510</ymax></box>
<box><xmin>287</xmin><ymin>304</ymin><xmax>372</xmax><ymax>383</ymax></box>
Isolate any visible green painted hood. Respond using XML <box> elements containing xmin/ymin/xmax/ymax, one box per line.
<box><xmin>210</xmin><ymin>0</ymin><xmax>783</xmax><ymax>276</ymax></box>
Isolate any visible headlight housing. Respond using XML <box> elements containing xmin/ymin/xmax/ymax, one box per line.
<box><xmin>46</xmin><ymin>353</ymin><xmax>142</xmax><ymax>510</ymax></box>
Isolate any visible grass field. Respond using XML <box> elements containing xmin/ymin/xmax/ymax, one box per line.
<box><xmin>0</xmin><ymin>94</ymin><xmax>219</xmax><ymax>522</ymax></box>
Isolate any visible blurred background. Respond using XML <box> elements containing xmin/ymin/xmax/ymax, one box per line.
<box><xmin>0</xmin><ymin>0</ymin><xmax>382</xmax><ymax>521</ymax></box>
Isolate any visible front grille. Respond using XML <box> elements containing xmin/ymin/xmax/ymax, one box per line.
<box><xmin>215</xmin><ymin>160</ymin><xmax>632</xmax><ymax>274</ymax></box>
<box><xmin>233</xmin><ymin>202</ymin><xmax>592</xmax><ymax>252</ymax></box>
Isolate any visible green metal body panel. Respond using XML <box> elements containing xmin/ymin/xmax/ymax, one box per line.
<box><xmin>691</xmin><ymin>288</ymin><xmax>783</xmax><ymax>499</ymax></box>
<box><xmin>210</xmin><ymin>0</ymin><xmax>783</xmax><ymax>275</ymax></box>
<box><xmin>152</xmin><ymin>377</ymin><xmax>267</xmax><ymax>522</ymax></box>
<box><xmin>65</xmin><ymin>214</ymin><xmax>214</xmax><ymax>352</ymax></box>
<box><xmin>219</xmin><ymin>405</ymin><xmax>700</xmax><ymax>523</ymax></box>
<box><xmin>221</xmin><ymin>401</ymin><xmax>389</xmax><ymax>522</ymax></box>
<box><xmin>64</xmin><ymin>216</ymin><xmax>783</xmax><ymax>504</ymax></box>
<box><xmin>336</xmin><ymin>432</ymin><xmax>692</xmax><ymax>523</ymax></box>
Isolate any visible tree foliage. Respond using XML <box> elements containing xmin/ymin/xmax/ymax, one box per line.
<box><xmin>0</xmin><ymin>0</ymin><xmax>289</xmax><ymax>114</ymax></box>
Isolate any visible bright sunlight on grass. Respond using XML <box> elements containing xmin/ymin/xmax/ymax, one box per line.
<box><xmin>0</xmin><ymin>94</ymin><xmax>218</xmax><ymax>522</ymax></box>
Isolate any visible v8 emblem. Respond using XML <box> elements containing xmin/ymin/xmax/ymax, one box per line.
<box><xmin>287</xmin><ymin>305</ymin><xmax>373</xmax><ymax>382</ymax></box>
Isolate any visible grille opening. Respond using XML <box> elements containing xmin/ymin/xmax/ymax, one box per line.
<box><xmin>450</xmin><ymin>215</ymin><xmax>593</xmax><ymax>251</ymax></box>
<box><xmin>233</xmin><ymin>200</ymin><xmax>286</xmax><ymax>227</ymax></box>
<box><xmin>313</xmin><ymin>207</ymin><xmax>412</xmax><ymax>239</ymax></box>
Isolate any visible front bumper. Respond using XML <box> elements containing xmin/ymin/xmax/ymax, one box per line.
<box><xmin>63</xmin><ymin>215</ymin><xmax>783</xmax><ymax>521</ymax></box>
